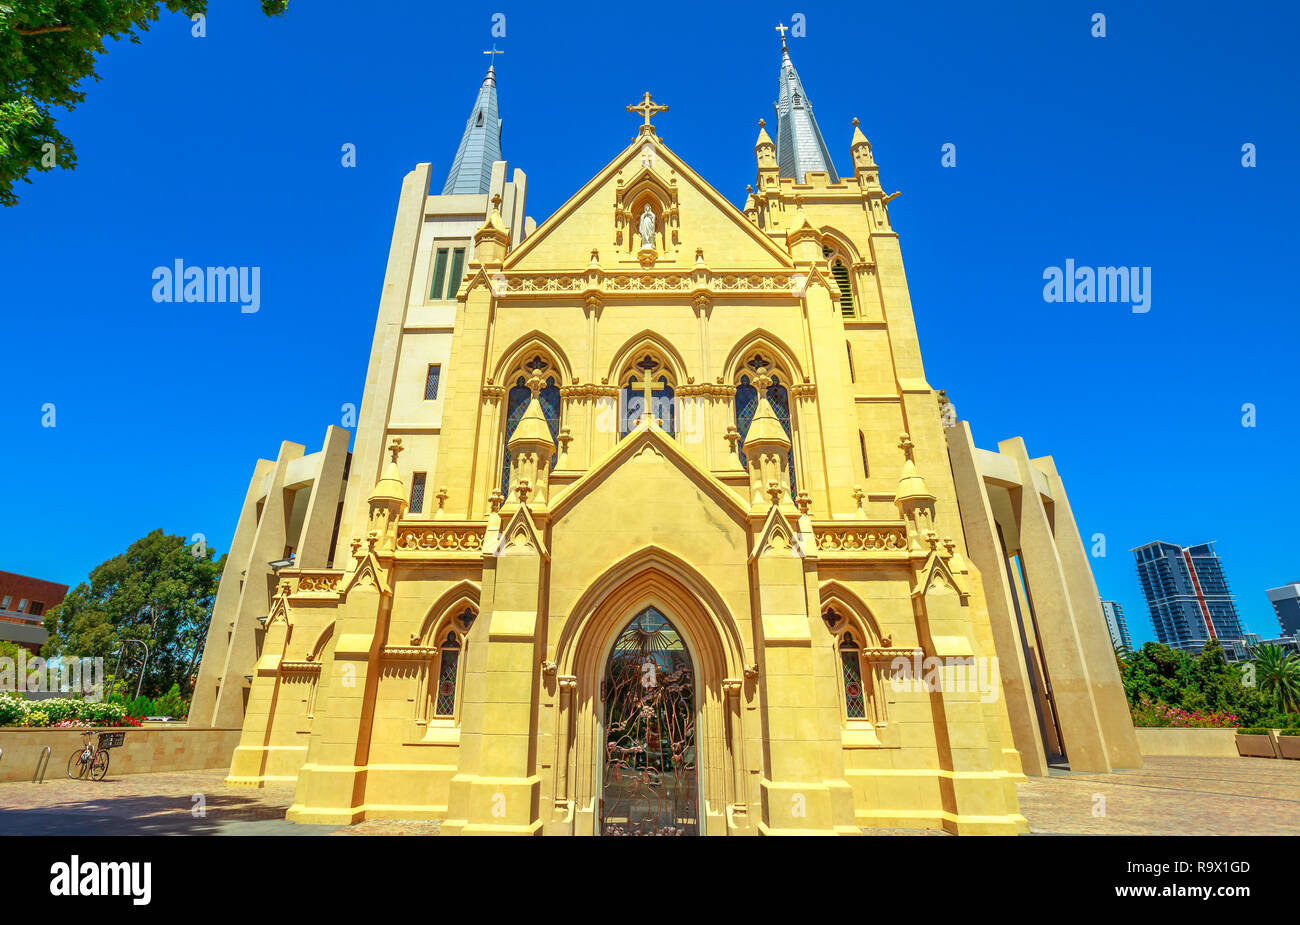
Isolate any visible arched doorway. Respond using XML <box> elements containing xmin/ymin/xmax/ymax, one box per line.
<box><xmin>600</xmin><ymin>606</ymin><xmax>698</xmax><ymax>836</ymax></box>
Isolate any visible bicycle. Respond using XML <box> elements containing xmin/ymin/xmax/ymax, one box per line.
<box><xmin>66</xmin><ymin>731</ymin><xmax>119</xmax><ymax>781</ymax></box>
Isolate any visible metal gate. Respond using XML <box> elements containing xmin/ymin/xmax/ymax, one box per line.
<box><xmin>600</xmin><ymin>607</ymin><xmax>697</xmax><ymax>836</ymax></box>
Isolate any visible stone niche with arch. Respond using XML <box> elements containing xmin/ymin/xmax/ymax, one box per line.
<box><xmin>613</xmin><ymin>161</ymin><xmax>680</xmax><ymax>261</ymax></box>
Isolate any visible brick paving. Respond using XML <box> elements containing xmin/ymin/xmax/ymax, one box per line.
<box><xmin>0</xmin><ymin>756</ymin><xmax>1294</xmax><ymax>835</ymax></box>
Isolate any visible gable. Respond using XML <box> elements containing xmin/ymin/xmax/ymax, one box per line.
<box><xmin>548</xmin><ymin>428</ymin><xmax>750</xmax><ymax>593</ymax></box>
<box><xmin>505</xmin><ymin>135</ymin><xmax>792</xmax><ymax>272</ymax></box>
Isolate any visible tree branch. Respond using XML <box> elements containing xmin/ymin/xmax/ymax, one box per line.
<box><xmin>14</xmin><ymin>26</ymin><xmax>75</xmax><ymax>35</ymax></box>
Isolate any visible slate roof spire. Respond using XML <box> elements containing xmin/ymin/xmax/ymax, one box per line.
<box><xmin>773</xmin><ymin>31</ymin><xmax>838</xmax><ymax>183</ymax></box>
<box><xmin>442</xmin><ymin>55</ymin><xmax>504</xmax><ymax>196</ymax></box>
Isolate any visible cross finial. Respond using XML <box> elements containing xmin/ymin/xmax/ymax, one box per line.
<box><xmin>387</xmin><ymin>437</ymin><xmax>404</xmax><ymax>464</ymax></box>
<box><xmin>627</xmin><ymin>91</ymin><xmax>668</xmax><ymax>129</ymax></box>
<box><xmin>898</xmin><ymin>433</ymin><xmax>914</xmax><ymax>461</ymax></box>
<box><xmin>758</xmin><ymin>118</ymin><xmax>766</xmax><ymax>128</ymax></box>
<box><xmin>491</xmin><ymin>192</ymin><xmax>502</xmax><ymax>211</ymax></box>
<box><xmin>852</xmin><ymin>117</ymin><xmax>860</xmax><ymax>127</ymax></box>
<box><xmin>483</xmin><ymin>45</ymin><xmax>504</xmax><ymax>65</ymax></box>
<box><xmin>775</xmin><ymin>22</ymin><xmax>790</xmax><ymax>44</ymax></box>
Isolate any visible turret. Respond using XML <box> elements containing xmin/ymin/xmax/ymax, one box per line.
<box><xmin>506</xmin><ymin>372</ymin><xmax>557</xmax><ymax>507</ymax></box>
<box><xmin>367</xmin><ymin>438</ymin><xmax>407</xmax><ymax>551</ymax></box>
<box><xmin>743</xmin><ymin>368</ymin><xmax>794</xmax><ymax>510</ymax></box>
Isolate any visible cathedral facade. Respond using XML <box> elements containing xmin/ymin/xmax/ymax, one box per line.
<box><xmin>207</xmin><ymin>37</ymin><xmax>1136</xmax><ymax>835</ymax></box>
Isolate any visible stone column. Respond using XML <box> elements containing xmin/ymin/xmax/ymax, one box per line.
<box><xmin>190</xmin><ymin>456</ymin><xmax>274</xmax><ymax>728</ymax></box>
<box><xmin>999</xmin><ymin>438</ymin><xmax>1110</xmax><ymax>773</ymax></box>
<box><xmin>1035</xmin><ymin>455</ymin><xmax>1142</xmax><ymax>769</ymax></box>
<box><xmin>945</xmin><ymin>423</ymin><xmax>1049</xmax><ymax>777</ymax></box>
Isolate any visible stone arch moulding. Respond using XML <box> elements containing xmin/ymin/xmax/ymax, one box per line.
<box><xmin>492</xmin><ymin>331</ymin><xmax>575</xmax><ymax>386</ymax></box>
<box><xmin>606</xmin><ymin>330</ymin><xmax>690</xmax><ymax>388</ymax></box>
<box><xmin>412</xmin><ymin>579</ymin><xmax>481</xmax><ymax>645</ymax></box>
<box><xmin>306</xmin><ymin>621</ymin><xmax>335</xmax><ymax>662</ymax></box>
<box><xmin>817</xmin><ymin>225</ymin><xmax>862</xmax><ymax>267</ymax></box>
<box><xmin>558</xmin><ymin>553</ymin><xmax>745</xmax><ymax>683</ymax></box>
<box><xmin>551</xmin><ymin>545</ymin><xmax>750</xmax><ymax>834</ymax></box>
<box><xmin>818</xmin><ymin>580</ymin><xmax>885</xmax><ymax>647</ymax></box>
<box><xmin>722</xmin><ymin>329</ymin><xmax>806</xmax><ymax>385</ymax></box>
<box><xmin>616</xmin><ymin>165</ymin><xmax>678</xmax><ymax>253</ymax></box>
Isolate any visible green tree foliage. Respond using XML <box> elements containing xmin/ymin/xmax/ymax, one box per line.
<box><xmin>0</xmin><ymin>1</ymin><xmax>288</xmax><ymax>206</ymax></box>
<box><xmin>42</xmin><ymin>529</ymin><xmax>225</xmax><ymax>698</ymax></box>
<box><xmin>1251</xmin><ymin>643</ymin><xmax>1300</xmax><ymax>714</ymax></box>
<box><xmin>1118</xmin><ymin>640</ymin><xmax>1294</xmax><ymax>727</ymax></box>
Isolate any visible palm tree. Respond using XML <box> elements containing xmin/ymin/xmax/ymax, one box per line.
<box><xmin>1250</xmin><ymin>644</ymin><xmax>1300</xmax><ymax>714</ymax></box>
<box><xmin>1114</xmin><ymin>644</ymin><xmax>1134</xmax><ymax>676</ymax></box>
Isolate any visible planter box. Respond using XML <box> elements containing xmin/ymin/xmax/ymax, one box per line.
<box><xmin>1235</xmin><ymin>732</ymin><xmax>1278</xmax><ymax>758</ymax></box>
<box><xmin>1278</xmin><ymin>735</ymin><xmax>1300</xmax><ymax>760</ymax></box>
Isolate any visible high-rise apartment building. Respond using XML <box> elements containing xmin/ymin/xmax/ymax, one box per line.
<box><xmin>1132</xmin><ymin>541</ymin><xmax>1244</xmax><ymax>650</ymax></box>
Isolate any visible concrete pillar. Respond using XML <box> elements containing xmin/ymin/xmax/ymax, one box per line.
<box><xmin>1000</xmin><ymin>438</ymin><xmax>1110</xmax><ymax>773</ymax></box>
<box><xmin>1035</xmin><ymin>456</ymin><xmax>1142</xmax><ymax>769</ymax></box>
<box><xmin>945</xmin><ymin>424</ymin><xmax>1048</xmax><ymax>777</ymax></box>
<box><xmin>337</xmin><ymin>164</ymin><xmax>433</xmax><ymax>555</ymax></box>
<box><xmin>209</xmin><ymin>442</ymin><xmax>304</xmax><ymax>730</ymax></box>
<box><xmin>190</xmin><ymin>457</ymin><xmax>274</xmax><ymax>727</ymax></box>
<box><xmin>295</xmin><ymin>426</ymin><xmax>350</xmax><ymax>569</ymax></box>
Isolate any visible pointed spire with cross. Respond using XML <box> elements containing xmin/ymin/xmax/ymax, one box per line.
<box><xmin>775</xmin><ymin>22</ymin><xmax>790</xmax><ymax>46</ymax></box>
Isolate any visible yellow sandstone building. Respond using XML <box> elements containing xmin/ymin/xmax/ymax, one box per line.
<box><xmin>195</xmin><ymin>35</ymin><xmax>1137</xmax><ymax>835</ymax></box>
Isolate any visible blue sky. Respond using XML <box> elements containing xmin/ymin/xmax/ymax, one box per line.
<box><xmin>2</xmin><ymin>1</ymin><xmax>1296</xmax><ymax>643</ymax></box>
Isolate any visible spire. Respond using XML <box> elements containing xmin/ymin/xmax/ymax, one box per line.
<box><xmin>773</xmin><ymin>28</ymin><xmax>838</xmax><ymax>183</ymax></box>
<box><xmin>441</xmin><ymin>55</ymin><xmax>504</xmax><ymax>196</ymax></box>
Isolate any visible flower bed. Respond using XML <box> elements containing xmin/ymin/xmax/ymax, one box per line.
<box><xmin>0</xmin><ymin>692</ymin><xmax>141</xmax><ymax>728</ymax></box>
<box><xmin>1131</xmin><ymin>696</ymin><xmax>1240</xmax><ymax>729</ymax></box>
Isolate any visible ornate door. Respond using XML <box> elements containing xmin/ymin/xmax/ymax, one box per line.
<box><xmin>600</xmin><ymin>607</ymin><xmax>698</xmax><ymax>835</ymax></box>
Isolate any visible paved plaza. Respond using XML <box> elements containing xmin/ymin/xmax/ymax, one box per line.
<box><xmin>0</xmin><ymin>756</ymin><xmax>1295</xmax><ymax>836</ymax></box>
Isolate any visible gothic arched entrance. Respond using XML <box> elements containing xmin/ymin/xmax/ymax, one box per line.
<box><xmin>600</xmin><ymin>606</ymin><xmax>698</xmax><ymax>836</ymax></box>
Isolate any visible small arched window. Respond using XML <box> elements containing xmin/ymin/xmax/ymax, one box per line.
<box><xmin>426</xmin><ymin>607</ymin><xmax>475</xmax><ymax>722</ymax></box>
<box><xmin>846</xmin><ymin>341</ymin><xmax>855</xmax><ymax>382</ymax></box>
<box><xmin>619</xmin><ymin>354</ymin><xmax>676</xmax><ymax>439</ymax></box>
<box><xmin>839</xmin><ymin>632</ymin><xmax>866</xmax><ymax>719</ymax></box>
<box><xmin>859</xmin><ymin>431</ymin><xmax>870</xmax><ymax>478</ymax></box>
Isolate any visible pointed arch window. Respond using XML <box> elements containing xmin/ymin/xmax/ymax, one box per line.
<box><xmin>859</xmin><ymin>431</ymin><xmax>870</xmax><ymax>478</ymax></box>
<box><xmin>499</xmin><ymin>358</ymin><xmax>561</xmax><ymax>496</ymax></box>
<box><xmin>422</xmin><ymin>607</ymin><xmax>475</xmax><ymax>725</ymax></box>
<box><xmin>434</xmin><ymin>631</ymin><xmax>461</xmax><ymax>716</ymax></box>
<box><xmin>619</xmin><ymin>354</ymin><xmax>677</xmax><ymax>439</ymax></box>
<box><xmin>839</xmin><ymin>632</ymin><xmax>867</xmax><ymax>719</ymax></box>
<box><xmin>822</xmin><ymin>606</ymin><xmax>883</xmax><ymax>727</ymax></box>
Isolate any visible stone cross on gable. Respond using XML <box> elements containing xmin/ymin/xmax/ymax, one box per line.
<box><xmin>627</xmin><ymin>92</ymin><xmax>668</xmax><ymax>129</ymax></box>
<box><xmin>388</xmin><ymin>437</ymin><xmax>404</xmax><ymax>464</ymax></box>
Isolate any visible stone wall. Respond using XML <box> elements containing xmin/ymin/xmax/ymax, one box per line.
<box><xmin>1134</xmin><ymin>727</ymin><xmax>1239</xmax><ymax>758</ymax></box>
<box><xmin>0</xmin><ymin>726</ymin><xmax>240</xmax><ymax>782</ymax></box>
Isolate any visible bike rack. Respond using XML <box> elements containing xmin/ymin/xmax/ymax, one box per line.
<box><xmin>32</xmin><ymin>746</ymin><xmax>50</xmax><ymax>784</ymax></box>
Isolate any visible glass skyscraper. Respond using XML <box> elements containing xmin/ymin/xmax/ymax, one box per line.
<box><xmin>1132</xmin><ymin>541</ymin><xmax>1244</xmax><ymax>649</ymax></box>
<box><xmin>1099</xmin><ymin>600</ymin><xmax>1132</xmax><ymax>650</ymax></box>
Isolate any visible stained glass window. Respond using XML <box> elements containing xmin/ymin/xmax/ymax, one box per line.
<box><xmin>435</xmin><ymin>631</ymin><xmax>461</xmax><ymax>717</ymax></box>
<box><xmin>424</xmin><ymin>364</ymin><xmax>441</xmax><ymax>400</ymax></box>
<box><xmin>409</xmin><ymin>472</ymin><xmax>427</xmax><ymax>514</ymax></box>
<box><xmin>734</xmin><ymin>375</ymin><xmax>757</xmax><ymax>466</ymax></box>
<box><xmin>653</xmin><ymin>376</ymin><xmax>675</xmax><ymax>437</ymax></box>
<box><xmin>840</xmin><ymin>632</ymin><xmax>866</xmax><ymax>719</ymax></box>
